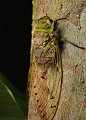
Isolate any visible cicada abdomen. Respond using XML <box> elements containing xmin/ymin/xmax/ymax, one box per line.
<box><xmin>29</xmin><ymin>16</ymin><xmax>62</xmax><ymax>120</ymax></box>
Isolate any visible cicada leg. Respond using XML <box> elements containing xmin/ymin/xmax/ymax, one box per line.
<box><xmin>59</xmin><ymin>38</ymin><xmax>85</xmax><ymax>50</ymax></box>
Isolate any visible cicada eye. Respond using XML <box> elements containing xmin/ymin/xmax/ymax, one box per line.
<box><xmin>47</xmin><ymin>18</ymin><xmax>53</xmax><ymax>24</ymax></box>
<box><xmin>35</xmin><ymin>19</ymin><xmax>39</xmax><ymax>24</ymax></box>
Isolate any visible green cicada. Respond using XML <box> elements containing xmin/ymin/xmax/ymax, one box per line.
<box><xmin>28</xmin><ymin>15</ymin><xmax>65</xmax><ymax>120</ymax></box>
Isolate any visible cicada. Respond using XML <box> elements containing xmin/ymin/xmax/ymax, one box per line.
<box><xmin>28</xmin><ymin>15</ymin><xmax>65</xmax><ymax>120</ymax></box>
<box><xmin>26</xmin><ymin>13</ymin><xmax>86</xmax><ymax>120</ymax></box>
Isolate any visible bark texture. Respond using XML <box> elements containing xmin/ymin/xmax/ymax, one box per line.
<box><xmin>28</xmin><ymin>0</ymin><xmax>86</xmax><ymax>120</ymax></box>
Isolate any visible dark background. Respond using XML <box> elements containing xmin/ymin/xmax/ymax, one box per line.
<box><xmin>0</xmin><ymin>1</ymin><xmax>32</xmax><ymax>94</ymax></box>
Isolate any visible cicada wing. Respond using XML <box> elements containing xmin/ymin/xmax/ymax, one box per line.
<box><xmin>30</xmin><ymin>35</ymin><xmax>62</xmax><ymax>119</ymax></box>
<box><xmin>46</xmin><ymin>66</ymin><xmax>62</xmax><ymax>120</ymax></box>
<box><xmin>32</xmin><ymin>47</ymin><xmax>62</xmax><ymax>120</ymax></box>
<box><xmin>29</xmin><ymin>27</ymin><xmax>62</xmax><ymax>119</ymax></box>
<box><xmin>32</xmin><ymin>64</ymin><xmax>62</xmax><ymax>120</ymax></box>
<box><xmin>28</xmin><ymin>43</ymin><xmax>41</xmax><ymax>119</ymax></box>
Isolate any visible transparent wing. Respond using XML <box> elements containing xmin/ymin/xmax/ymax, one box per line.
<box><xmin>31</xmin><ymin>37</ymin><xmax>62</xmax><ymax>120</ymax></box>
<box><xmin>32</xmin><ymin>66</ymin><xmax>62</xmax><ymax>120</ymax></box>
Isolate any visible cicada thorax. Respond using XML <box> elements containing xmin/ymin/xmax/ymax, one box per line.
<box><xmin>29</xmin><ymin>16</ymin><xmax>62</xmax><ymax>120</ymax></box>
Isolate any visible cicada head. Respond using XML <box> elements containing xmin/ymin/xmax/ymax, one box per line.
<box><xmin>35</xmin><ymin>16</ymin><xmax>53</xmax><ymax>30</ymax></box>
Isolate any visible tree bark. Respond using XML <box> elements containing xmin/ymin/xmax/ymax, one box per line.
<box><xmin>28</xmin><ymin>0</ymin><xmax>86</xmax><ymax>119</ymax></box>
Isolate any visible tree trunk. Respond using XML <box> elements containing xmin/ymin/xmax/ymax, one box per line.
<box><xmin>28</xmin><ymin>0</ymin><xmax>86</xmax><ymax>119</ymax></box>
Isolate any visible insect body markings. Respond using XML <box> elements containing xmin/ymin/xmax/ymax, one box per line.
<box><xmin>29</xmin><ymin>16</ymin><xmax>62</xmax><ymax>120</ymax></box>
<box><xmin>28</xmin><ymin>13</ymin><xmax>86</xmax><ymax>120</ymax></box>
